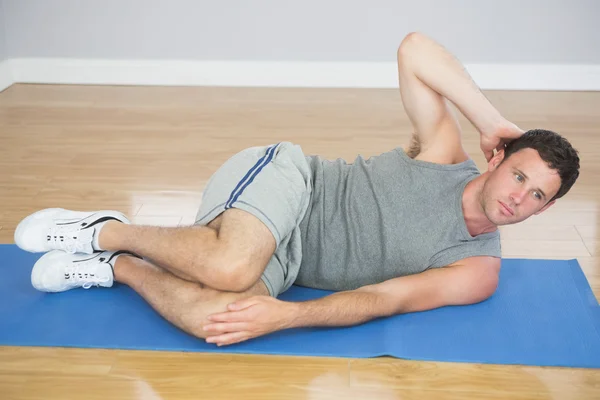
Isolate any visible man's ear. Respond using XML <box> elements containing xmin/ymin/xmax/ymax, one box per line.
<box><xmin>535</xmin><ymin>200</ymin><xmax>556</xmax><ymax>215</ymax></box>
<box><xmin>487</xmin><ymin>149</ymin><xmax>505</xmax><ymax>172</ymax></box>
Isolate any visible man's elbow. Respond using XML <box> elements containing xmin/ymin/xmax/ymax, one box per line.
<box><xmin>469</xmin><ymin>274</ymin><xmax>499</xmax><ymax>304</ymax></box>
<box><xmin>397</xmin><ymin>31</ymin><xmax>427</xmax><ymax>58</ymax></box>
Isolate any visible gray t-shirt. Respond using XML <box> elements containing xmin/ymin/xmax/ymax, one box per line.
<box><xmin>296</xmin><ymin>147</ymin><xmax>501</xmax><ymax>291</ymax></box>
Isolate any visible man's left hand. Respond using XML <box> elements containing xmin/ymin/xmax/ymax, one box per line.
<box><xmin>480</xmin><ymin>120</ymin><xmax>525</xmax><ymax>162</ymax></box>
<box><xmin>204</xmin><ymin>296</ymin><xmax>295</xmax><ymax>346</ymax></box>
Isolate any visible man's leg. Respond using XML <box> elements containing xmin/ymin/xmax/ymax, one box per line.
<box><xmin>114</xmin><ymin>253</ymin><xmax>269</xmax><ymax>339</ymax></box>
<box><xmin>96</xmin><ymin>208</ymin><xmax>276</xmax><ymax>293</ymax></box>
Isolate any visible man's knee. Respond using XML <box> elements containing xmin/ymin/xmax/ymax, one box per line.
<box><xmin>207</xmin><ymin>250</ymin><xmax>267</xmax><ymax>293</ymax></box>
<box><xmin>192</xmin><ymin>208</ymin><xmax>275</xmax><ymax>292</ymax></box>
<box><xmin>219</xmin><ymin>263</ymin><xmax>262</xmax><ymax>293</ymax></box>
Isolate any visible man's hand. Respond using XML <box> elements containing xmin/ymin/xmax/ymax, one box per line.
<box><xmin>203</xmin><ymin>296</ymin><xmax>295</xmax><ymax>346</ymax></box>
<box><xmin>480</xmin><ymin>120</ymin><xmax>525</xmax><ymax>161</ymax></box>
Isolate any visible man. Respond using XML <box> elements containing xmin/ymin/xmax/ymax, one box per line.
<box><xmin>14</xmin><ymin>32</ymin><xmax>579</xmax><ymax>347</ymax></box>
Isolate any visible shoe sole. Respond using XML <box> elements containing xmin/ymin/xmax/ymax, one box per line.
<box><xmin>31</xmin><ymin>250</ymin><xmax>67</xmax><ymax>292</ymax></box>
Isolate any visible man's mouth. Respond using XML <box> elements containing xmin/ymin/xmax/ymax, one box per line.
<box><xmin>499</xmin><ymin>201</ymin><xmax>514</xmax><ymax>216</ymax></box>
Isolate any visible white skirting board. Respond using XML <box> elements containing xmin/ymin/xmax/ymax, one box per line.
<box><xmin>5</xmin><ymin>58</ymin><xmax>600</xmax><ymax>91</ymax></box>
<box><xmin>0</xmin><ymin>61</ymin><xmax>13</xmax><ymax>92</ymax></box>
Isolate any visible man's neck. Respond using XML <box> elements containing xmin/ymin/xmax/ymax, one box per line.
<box><xmin>462</xmin><ymin>175</ymin><xmax>498</xmax><ymax>237</ymax></box>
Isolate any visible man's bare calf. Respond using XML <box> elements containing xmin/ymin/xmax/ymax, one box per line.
<box><xmin>114</xmin><ymin>253</ymin><xmax>269</xmax><ymax>339</ymax></box>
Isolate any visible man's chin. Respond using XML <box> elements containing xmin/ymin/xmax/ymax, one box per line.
<box><xmin>484</xmin><ymin>209</ymin><xmax>519</xmax><ymax>226</ymax></box>
<box><xmin>495</xmin><ymin>219</ymin><xmax>515</xmax><ymax>226</ymax></box>
<box><xmin>494</xmin><ymin>214</ymin><xmax>527</xmax><ymax>226</ymax></box>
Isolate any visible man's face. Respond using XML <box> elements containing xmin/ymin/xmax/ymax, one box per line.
<box><xmin>481</xmin><ymin>148</ymin><xmax>562</xmax><ymax>225</ymax></box>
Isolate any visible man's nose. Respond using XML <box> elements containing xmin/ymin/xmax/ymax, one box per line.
<box><xmin>509</xmin><ymin>188</ymin><xmax>528</xmax><ymax>204</ymax></box>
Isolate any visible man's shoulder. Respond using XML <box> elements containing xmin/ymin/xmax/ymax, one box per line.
<box><xmin>429</xmin><ymin>231</ymin><xmax>502</xmax><ymax>270</ymax></box>
<box><xmin>398</xmin><ymin>146</ymin><xmax>479</xmax><ymax>173</ymax></box>
<box><xmin>404</xmin><ymin>134</ymin><xmax>471</xmax><ymax>166</ymax></box>
<box><xmin>414</xmin><ymin>151</ymin><xmax>471</xmax><ymax>165</ymax></box>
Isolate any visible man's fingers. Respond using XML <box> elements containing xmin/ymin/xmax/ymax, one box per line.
<box><xmin>207</xmin><ymin>308</ymin><xmax>251</xmax><ymax>322</ymax></box>
<box><xmin>206</xmin><ymin>331</ymin><xmax>251</xmax><ymax>346</ymax></box>
<box><xmin>203</xmin><ymin>322</ymin><xmax>249</xmax><ymax>334</ymax></box>
<box><xmin>484</xmin><ymin>149</ymin><xmax>493</xmax><ymax>162</ymax></box>
<box><xmin>511</xmin><ymin>127</ymin><xmax>525</xmax><ymax>137</ymax></box>
<box><xmin>228</xmin><ymin>296</ymin><xmax>260</xmax><ymax>311</ymax></box>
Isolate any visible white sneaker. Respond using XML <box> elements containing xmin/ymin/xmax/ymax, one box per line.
<box><xmin>14</xmin><ymin>208</ymin><xmax>130</xmax><ymax>254</ymax></box>
<box><xmin>31</xmin><ymin>250</ymin><xmax>129</xmax><ymax>292</ymax></box>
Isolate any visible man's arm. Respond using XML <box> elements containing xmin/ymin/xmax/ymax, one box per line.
<box><xmin>397</xmin><ymin>32</ymin><xmax>517</xmax><ymax>163</ymax></box>
<box><xmin>288</xmin><ymin>256</ymin><xmax>500</xmax><ymax>328</ymax></box>
<box><xmin>203</xmin><ymin>257</ymin><xmax>500</xmax><ymax>345</ymax></box>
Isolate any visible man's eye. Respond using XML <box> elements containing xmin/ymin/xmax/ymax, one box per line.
<box><xmin>515</xmin><ymin>174</ymin><xmax>523</xmax><ymax>182</ymax></box>
<box><xmin>533</xmin><ymin>191</ymin><xmax>542</xmax><ymax>200</ymax></box>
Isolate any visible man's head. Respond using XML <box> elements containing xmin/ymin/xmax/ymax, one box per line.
<box><xmin>480</xmin><ymin>129</ymin><xmax>580</xmax><ymax>225</ymax></box>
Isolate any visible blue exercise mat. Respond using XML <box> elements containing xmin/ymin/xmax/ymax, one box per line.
<box><xmin>1</xmin><ymin>244</ymin><xmax>599</xmax><ymax>368</ymax></box>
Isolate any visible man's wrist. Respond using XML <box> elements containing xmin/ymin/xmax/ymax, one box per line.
<box><xmin>476</xmin><ymin>113</ymin><xmax>507</xmax><ymax>137</ymax></box>
<box><xmin>282</xmin><ymin>300</ymin><xmax>302</xmax><ymax>329</ymax></box>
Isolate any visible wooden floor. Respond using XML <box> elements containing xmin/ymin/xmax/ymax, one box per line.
<box><xmin>1</xmin><ymin>83</ymin><xmax>599</xmax><ymax>399</ymax></box>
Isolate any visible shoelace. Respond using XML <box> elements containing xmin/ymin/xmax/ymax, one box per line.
<box><xmin>64</xmin><ymin>264</ymin><xmax>111</xmax><ymax>289</ymax></box>
<box><xmin>47</xmin><ymin>225</ymin><xmax>92</xmax><ymax>254</ymax></box>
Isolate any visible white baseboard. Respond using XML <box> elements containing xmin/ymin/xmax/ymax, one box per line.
<box><xmin>8</xmin><ymin>58</ymin><xmax>600</xmax><ymax>91</ymax></box>
<box><xmin>0</xmin><ymin>61</ymin><xmax>13</xmax><ymax>92</ymax></box>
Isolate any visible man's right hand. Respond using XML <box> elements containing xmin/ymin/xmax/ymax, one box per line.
<box><xmin>480</xmin><ymin>120</ymin><xmax>525</xmax><ymax>162</ymax></box>
<box><xmin>203</xmin><ymin>296</ymin><xmax>296</xmax><ymax>346</ymax></box>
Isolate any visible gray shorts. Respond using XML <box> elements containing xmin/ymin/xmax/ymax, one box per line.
<box><xmin>194</xmin><ymin>142</ymin><xmax>312</xmax><ymax>297</ymax></box>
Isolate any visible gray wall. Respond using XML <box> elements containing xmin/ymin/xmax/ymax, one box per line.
<box><xmin>0</xmin><ymin>1</ymin><xmax>6</xmax><ymax>62</ymax></box>
<box><xmin>3</xmin><ymin>0</ymin><xmax>599</xmax><ymax>64</ymax></box>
